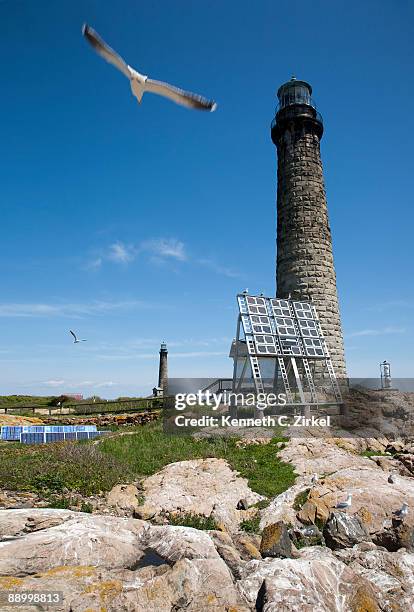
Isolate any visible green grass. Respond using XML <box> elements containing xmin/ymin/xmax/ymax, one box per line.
<box><xmin>293</xmin><ymin>488</ymin><xmax>310</xmax><ymax>511</ymax></box>
<box><xmin>294</xmin><ymin>535</ymin><xmax>325</xmax><ymax>549</ymax></box>
<box><xmin>0</xmin><ymin>441</ymin><xmax>133</xmax><ymax>496</ymax></box>
<box><xmin>240</xmin><ymin>515</ymin><xmax>261</xmax><ymax>534</ymax></box>
<box><xmin>360</xmin><ymin>450</ymin><xmax>390</xmax><ymax>457</ymax></box>
<box><xmin>165</xmin><ymin>512</ymin><xmax>219</xmax><ymax>530</ymax></box>
<box><xmin>48</xmin><ymin>495</ymin><xmax>72</xmax><ymax>509</ymax></box>
<box><xmin>254</xmin><ymin>499</ymin><xmax>271</xmax><ymax>510</ymax></box>
<box><xmin>0</xmin><ymin>395</ymin><xmax>54</xmax><ymax>408</ymax></box>
<box><xmin>0</xmin><ymin>422</ymin><xmax>296</xmax><ymax>500</ymax></box>
<box><xmin>99</xmin><ymin>422</ymin><xmax>296</xmax><ymax>498</ymax></box>
<box><xmin>80</xmin><ymin>501</ymin><xmax>93</xmax><ymax>513</ymax></box>
<box><xmin>0</xmin><ymin>393</ymin><xmax>162</xmax><ymax>416</ymax></box>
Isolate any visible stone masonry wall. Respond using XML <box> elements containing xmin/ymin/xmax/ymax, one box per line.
<box><xmin>276</xmin><ymin>124</ymin><xmax>347</xmax><ymax>378</ymax></box>
<box><xmin>158</xmin><ymin>350</ymin><xmax>168</xmax><ymax>393</ymax></box>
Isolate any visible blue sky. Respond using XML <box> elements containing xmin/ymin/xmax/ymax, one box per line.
<box><xmin>1</xmin><ymin>0</ymin><xmax>413</xmax><ymax>398</ymax></box>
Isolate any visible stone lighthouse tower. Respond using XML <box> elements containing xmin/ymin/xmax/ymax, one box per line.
<box><xmin>271</xmin><ymin>77</ymin><xmax>346</xmax><ymax>377</ymax></box>
<box><xmin>158</xmin><ymin>341</ymin><xmax>168</xmax><ymax>395</ymax></box>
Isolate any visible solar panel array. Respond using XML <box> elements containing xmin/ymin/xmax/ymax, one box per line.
<box><xmin>19</xmin><ymin>430</ymin><xmax>109</xmax><ymax>444</ymax></box>
<box><xmin>238</xmin><ymin>295</ymin><xmax>329</xmax><ymax>359</ymax></box>
<box><xmin>0</xmin><ymin>424</ymin><xmax>109</xmax><ymax>445</ymax></box>
<box><xmin>1</xmin><ymin>424</ymin><xmax>97</xmax><ymax>441</ymax></box>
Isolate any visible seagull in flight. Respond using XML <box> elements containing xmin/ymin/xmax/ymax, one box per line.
<box><xmin>336</xmin><ymin>493</ymin><xmax>352</xmax><ymax>511</ymax></box>
<box><xmin>393</xmin><ymin>502</ymin><xmax>409</xmax><ymax>521</ymax></box>
<box><xmin>82</xmin><ymin>24</ymin><xmax>217</xmax><ymax>112</ymax></box>
<box><xmin>70</xmin><ymin>330</ymin><xmax>87</xmax><ymax>344</ymax></box>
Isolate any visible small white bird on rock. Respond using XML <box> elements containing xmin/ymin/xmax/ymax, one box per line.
<box><xmin>310</xmin><ymin>473</ymin><xmax>319</xmax><ymax>484</ymax></box>
<box><xmin>393</xmin><ymin>502</ymin><xmax>409</xmax><ymax>521</ymax></box>
<box><xmin>388</xmin><ymin>473</ymin><xmax>397</xmax><ymax>484</ymax></box>
<box><xmin>336</xmin><ymin>493</ymin><xmax>352</xmax><ymax>511</ymax></box>
<box><xmin>82</xmin><ymin>24</ymin><xmax>217</xmax><ymax>112</ymax></box>
<box><xmin>300</xmin><ymin>525</ymin><xmax>320</xmax><ymax>537</ymax></box>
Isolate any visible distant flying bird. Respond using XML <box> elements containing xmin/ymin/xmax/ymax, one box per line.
<box><xmin>69</xmin><ymin>330</ymin><xmax>87</xmax><ymax>344</ymax></box>
<box><xmin>82</xmin><ymin>24</ymin><xmax>217</xmax><ymax>112</ymax></box>
<box><xmin>336</xmin><ymin>493</ymin><xmax>352</xmax><ymax>511</ymax></box>
<box><xmin>393</xmin><ymin>502</ymin><xmax>409</xmax><ymax>520</ymax></box>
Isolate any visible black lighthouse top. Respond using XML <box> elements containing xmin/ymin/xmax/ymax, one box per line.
<box><xmin>271</xmin><ymin>76</ymin><xmax>323</xmax><ymax>143</ymax></box>
<box><xmin>277</xmin><ymin>77</ymin><xmax>313</xmax><ymax>108</ymax></box>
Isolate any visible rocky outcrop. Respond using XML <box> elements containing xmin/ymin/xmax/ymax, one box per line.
<box><xmin>341</xmin><ymin>388</ymin><xmax>414</xmax><ymax>437</ymax></box>
<box><xmin>2</xmin><ymin>427</ymin><xmax>414</xmax><ymax>610</ymax></box>
<box><xmin>0</xmin><ymin>490</ymin><xmax>48</xmax><ymax>510</ymax></box>
<box><xmin>268</xmin><ymin>436</ymin><xmax>414</xmax><ymax>540</ymax></box>
<box><xmin>323</xmin><ymin>511</ymin><xmax>371</xmax><ymax>549</ymax></box>
<box><xmin>208</xmin><ymin>530</ymin><xmax>246</xmax><ymax>579</ymax></box>
<box><xmin>396</xmin><ymin>453</ymin><xmax>414</xmax><ymax>475</ymax></box>
<box><xmin>0</xmin><ymin>510</ymin><xmax>147</xmax><ymax>576</ymax></box>
<box><xmin>0</xmin><ymin>509</ymin><xmax>250</xmax><ymax>612</ymax></box>
<box><xmin>259</xmin><ymin>522</ymin><xmax>296</xmax><ymax>559</ymax></box>
<box><xmin>237</xmin><ymin>547</ymin><xmax>379</xmax><ymax>611</ymax></box>
<box><xmin>368</xmin><ymin>454</ymin><xmax>413</xmax><ymax>477</ymax></box>
<box><xmin>43</xmin><ymin>411</ymin><xmax>159</xmax><ymax>428</ymax></box>
<box><xmin>106</xmin><ymin>483</ymin><xmax>142</xmax><ymax>514</ymax></box>
<box><xmin>0</xmin><ymin>501</ymin><xmax>413</xmax><ymax>611</ymax></box>
<box><xmin>334</xmin><ymin>544</ymin><xmax>414</xmax><ymax>610</ymax></box>
<box><xmin>305</xmin><ymin>465</ymin><xmax>414</xmax><ymax>536</ymax></box>
<box><xmin>134</xmin><ymin>458</ymin><xmax>263</xmax><ymax>531</ymax></box>
<box><xmin>374</xmin><ymin>520</ymin><xmax>414</xmax><ymax>552</ymax></box>
<box><xmin>0</xmin><ymin>414</ymin><xmax>43</xmax><ymax>426</ymax></box>
<box><xmin>278</xmin><ymin>436</ymin><xmax>375</xmax><ymax>476</ymax></box>
<box><xmin>260</xmin><ymin>479</ymin><xmax>312</xmax><ymax>530</ymax></box>
<box><xmin>0</xmin><ymin>488</ymin><xmax>106</xmax><ymax>512</ymax></box>
<box><xmin>290</xmin><ymin>524</ymin><xmax>325</xmax><ymax>548</ymax></box>
<box><xmin>260</xmin><ymin>478</ymin><xmax>310</xmax><ymax>529</ymax></box>
<box><xmin>0</xmin><ymin>508</ymin><xmax>74</xmax><ymax>539</ymax></box>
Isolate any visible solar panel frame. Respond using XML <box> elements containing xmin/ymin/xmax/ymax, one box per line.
<box><xmin>20</xmin><ymin>433</ymin><xmax>45</xmax><ymax>445</ymax></box>
<box><xmin>1</xmin><ymin>426</ymin><xmax>22</xmax><ymax>441</ymax></box>
<box><xmin>1</xmin><ymin>424</ymin><xmax>99</xmax><ymax>443</ymax></box>
<box><xmin>88</xmin><ymin>431</ymin><xmax>103</xmax><ymax>439</ymax></box>
<box><xmin>76</xmin><ymin>431</ymin><xmax>89</xmax><ymax>440</ymax></box>
<box><xmin>22</xmin><ymin>425</ymin><xmax>45</xmax><ymax>433</ymax></box>
<box><xmin>45</xmin><ymin>432</ymin><xmax>65</xmax><ymax>443</ymax></box>
<box><xmin>293</xmin><ymin>301</ymin><xmax>315</xmax><ymax>320</ymax></box>
<box><xmin>237</xmin><ymin>294</ymin><xmax>329</xmax><ymax>359</ymax></box>
<box><xmin>64</xmin><ymin>432</ymin><xmax>77</xmax><ymax>440</ymax></box>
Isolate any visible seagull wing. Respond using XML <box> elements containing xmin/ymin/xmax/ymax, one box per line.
<box><xmin>69</xmin><ymin>330</ymin><xmax>77</xmax><ymax>341</ymax></box>
<box><xmin>145</xmin><ymin>78</ymin><xmax>217</xmax><ymax>112</ymax></box>
<box><xmin>336</xmin><ymin>501</ymin><xmax>349</xmax><ymax>508</ymax></box>
<box><xmin>82</xmin><ymin>24</ymin><xmax>131</xmax><ymax>79</ymax></box>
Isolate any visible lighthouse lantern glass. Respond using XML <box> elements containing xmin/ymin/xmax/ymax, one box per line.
<box><xmin>278</xmin><ymin>82</ymin><xmax>313</xmax><ymax>109</ymax></box>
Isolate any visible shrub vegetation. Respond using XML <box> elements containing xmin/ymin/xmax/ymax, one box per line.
<box><xmin>0</xmin><ymin>422</ymin><xmax>296</xmax><ymax>499</ymax></box>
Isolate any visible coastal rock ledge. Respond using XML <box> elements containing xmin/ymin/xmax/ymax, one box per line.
<box><xmin>1</xmin><ymin>508</ymin><xmax>414</xmax><ymax>611</ymax></box>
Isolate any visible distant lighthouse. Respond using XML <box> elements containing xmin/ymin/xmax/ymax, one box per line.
<box><xmin>157</xmin><ymin>341</ymin><xmax>168</xmax><ymax>395</ymax></box>
<box><xmin>271</xmin><ymin>77</ymin><xmax>347</xmax><ymax>378</ymax></box>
